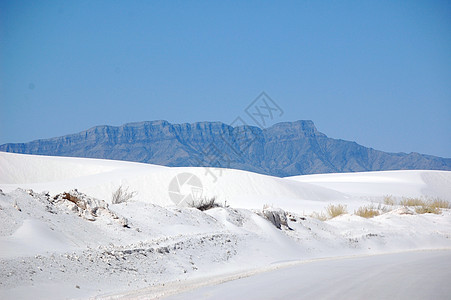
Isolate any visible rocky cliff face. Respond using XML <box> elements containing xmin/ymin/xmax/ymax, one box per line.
<box><xmin>1</xmin><ymin>120</ymin><xmax>450</xmax><ymax>176</ymax></box>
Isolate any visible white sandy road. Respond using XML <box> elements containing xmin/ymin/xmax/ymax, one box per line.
<box><xmin>161</xmin><ymin>249</ymin><xmax>451</xmax><ymax>300</ymax></box>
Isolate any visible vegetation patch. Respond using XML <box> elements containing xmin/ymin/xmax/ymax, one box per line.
<box><xmin>383</xmin><ymin>195</ymin><xmax>396</xmax><ymax>206</ymax></box>
<box><xmin>326</xmin><ymin>204</ymin><xmax>348</xmax><ymax>218</ymax></box>
<box><xmin>400</xmin><ymin>197</ymin><xmax>426</xmax><ymax>207</ymax></box>
<box><xmin>355</xmin><ymin>205</ymin><xmax>380</xmax><ymax>218</ymax></box>
<box><xmin>429</xmin><ymin>199</ymin><xmax>450</xmax><ymax>209</ymax></box>
<box><xmin>112</xmin><ymin>185</ymin><xmax>137</xmax><ymax>204</ymax></box>
<box><xmin>415</xmin><ymin>205</ymin><xmax>441</xmax><ymax>215</ymax></box>
<box><xmin>311</xmin><ymin>204</ymin><xmax>348</xmax><ymax>221</ymax></box>
<box><xmin>396</xmin><ymin>197</ymin><xmax>449</xmax><ymax>215</ymax></box>
<box><xmin>189</xmin><ymin>197</ymin><xmax>225</xmax><ymax>211</ymax></box>
<box><xmin>414</xmin><ymin>198</ymin><xmax>449</xmax><ymax>215</ymax></box>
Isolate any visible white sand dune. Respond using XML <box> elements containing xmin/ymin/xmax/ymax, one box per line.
<box><xmin>1</xmin><ymin>152</ymin><xmax>347</xmax><ymax>211</ymax></box>
<box><xmin>288</xmin><ymin>170</ymin><xmax>451</xmax><ymax>201</ymax></box>
<box><xmin>2</xmin><ymin>152</ymin><xmax>450</xmax><ymax>211</ymax></box>
<box><xmin>0</xmin><ymin>152</ymin><xmax>450</xmax><ymax>299</ymax></box>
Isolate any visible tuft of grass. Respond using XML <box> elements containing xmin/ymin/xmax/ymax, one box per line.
<box><xmin>415</xmin><ymin>205</ymin><xmax>441</xmax><ymax>215</ymax></box>
<box><xmin>189</xmin><ymin>196</ymin><xmax>224</xmax><ymax>211</ymax></box>
<box><xmin>325</xmin><ymin>204</ymin><xmax>348</xmax><ymax>218</ymax></box>
<box><xmin>311</xmin><ymin>204</ymin><xmax>348</xmax><ymax>221</ymax></box>
<box><xmin>399</xmin><ymin>197</ymin><xmax>426</xmax><ymax>207</ymax></box>
<box><xmin>414</xmin><ymin>198</ymin><xmax>449</xmax><ymax>215</ymax></box>
<box><xmin>355</xmin><ymin>205</ymin><xmax>380</xmax><ymax>218</ymax></box>
<box><xmin>398</xmin><ymin>197</ymin><xmax>449</xmax><ymax>215</ymax></box>
<box><xmin>383</xmin><ymin>195</ymin><xmax>396</xmax><ymax>206</ymax></box>
<box><xmin>112</xmin><ymin>185</ymin><xmax>136</xmax><ymax>204</ymax></box>
<box><xmin>429</xmin><ymin>199</ymin><xmax>450</xmax><ymax>209</ymax></box>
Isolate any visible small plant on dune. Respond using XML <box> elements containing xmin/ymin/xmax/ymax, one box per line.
<box><xmin>383</xmin><ymin>195</ymin><xmax>396</xmax><ymax>206</ymax></box>
<box><xmin>189</xmin><ymin>196</ymin><xmax>223</xmax><ymax>211</ymax></box>
<box><xmin>399</xmin><ymin>197</ymin><xmax>426</xmax><ymax>207</ymax></box>
<box><xmin>111</xmin><ymin>185</ymin><xmax>136</xmax><ymax>204</ymax></box>
<box><xmin>398</xmin><ymin>197</ymin><xmax>449</xmax><ymax>215</ymax></box>
<box><xmin>414</xmin><ymin>198</ymin><xmax>449</xmax><ymax>215</ymax></box>
<box><xmin>429</xmin><ymin>198</ymin><xmax>450</xmax><ymax>209</ymax></box>
<box><xmin>311</xmin><ymin>204</ymin><xmax>348</xmax><ymax>221</ymax></box>
<box><xmin>355</xmin><ymin>205</ymin><xmax>380</xmax><ymax>218</ymax></box>
<box><xmin>415</xmin><ymin>205</ymin><xmax>441</xmax><ymax>215</ymax></box>
<box><xmin>325</xmin><ymin>204</ymin><xmax>348</xmax><ymax>218</ymax></box>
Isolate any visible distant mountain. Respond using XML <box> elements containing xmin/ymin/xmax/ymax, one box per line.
<box><xmin>1</xmin><ymin>120</ymin><xmax>450</xmax><ymax>176</ymax></box>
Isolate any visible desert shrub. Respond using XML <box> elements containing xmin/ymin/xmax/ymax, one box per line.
<box><xmin>392</xmin><ymin>196</ymin><xmax>451</xmax><ymax>215</ymax></box>
<box><xmin>399</xmin><ymin>197</ymin><xmax>426</xmax><ymax>207</ymax></box>
<box><xmin>189</xmin><ymin>196</ymin><xmax>222</xmax><ymax>211</ymax></box>
<box><xmin>325</xmin><ymin>204</ymin><xmax>348</xmax><ymax>218</ymax></box>
<box><xmin>429</xmin><ymin>199</ymin><xmax>450</xmax><ymax>209</ymax></box>
<box><xmin>398</xmin><ymin>197</ymin><xmax>449</xmax><ymax>214</ymax></box>
<box><xmin>355</xmin><ymin>205</ymin><xmax>380</xmax><ymax>218</ymax></box>
<box><xmin>383</xmin><ymin>195</ymin><xmax>396</xmax><ymax>206</ymax></box>
<box><xmin>413</xmin><ymin>198</ymin><xmax>449</xmax><ymax>215</ymax></box>
<box><xmin>311</xmin><ymin>204</ymin><xmax>348</xmax><ymax>221</ymax></box>
<box><xmin>415</xmin><ymin>205</ymin><xmax>441</xmax><ymax>215</ymax></box>
<box><xmin>111</xmin><ymin>185</ymin><xmax>136</xmax><ymax>204</ymax></box>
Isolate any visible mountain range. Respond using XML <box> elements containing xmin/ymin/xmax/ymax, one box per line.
<box><xmin>1</xmin><ymin>120</ymin><xmax>450</xmax><ymax>177</ymax></box>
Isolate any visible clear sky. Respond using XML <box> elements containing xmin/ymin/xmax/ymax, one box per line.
<box><xmin>1</xmin><ymin>0</ymin><xmax>450</xmax><ymax>157</ymax></box>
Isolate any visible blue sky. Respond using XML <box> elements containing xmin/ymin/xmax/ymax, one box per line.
<box><xmin>1</xmin><ymin>0</ymin><xmax>450</xmax><ymax>157</ymax></box>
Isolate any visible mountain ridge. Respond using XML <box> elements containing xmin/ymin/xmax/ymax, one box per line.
<box><xmin>1</xmin><ymin>120</ymin><xmax>450</xmax><ymax>176</ymax></box>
